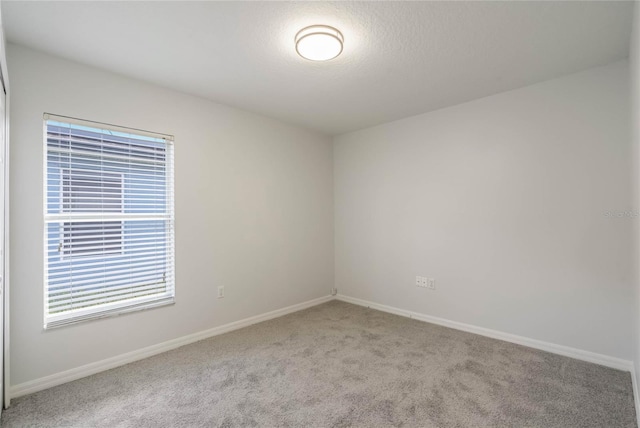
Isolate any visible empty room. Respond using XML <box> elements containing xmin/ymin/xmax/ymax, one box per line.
<box><xmin>0</xmin><ymin>0</ymin><xmax>639</xmax><ymax>426</ymax></box>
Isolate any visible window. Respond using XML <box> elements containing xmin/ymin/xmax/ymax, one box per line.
<box><xmin>44</xmin><ymin>114</ymin><xmax>175</xmax><ymax>328</ymax></box>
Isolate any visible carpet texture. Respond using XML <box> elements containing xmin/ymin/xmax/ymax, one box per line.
<box><xmin>1</xmin><ymin>300</ymin><xmax>636</xmax><ymax>427</ymax></box>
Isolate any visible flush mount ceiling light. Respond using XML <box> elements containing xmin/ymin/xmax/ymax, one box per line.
<box><xmin>295</xmin><ymin>25</ymin><xmax>344</xmax><ymax>61</ymax></box>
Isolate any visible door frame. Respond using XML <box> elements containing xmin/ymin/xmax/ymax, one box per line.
<box><xmin>0</xmin><ymin>0</ymin><xmax>11</xmax><ymax>410</ymax></box>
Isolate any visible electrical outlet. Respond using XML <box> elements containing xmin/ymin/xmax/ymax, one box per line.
<box><xmin>416</xmin><ymin>275</ymin><xmax>436</xmax><ymax>289</ymax></box>
<box><xmin>217</xmin><ymin>286</ymin><xmax>225</xmax><ymax>299</ymax></box>
<box><xmin>331</xmin><ymin>287</ymin><xmax>337</xmax><ymax>296</ymax></box>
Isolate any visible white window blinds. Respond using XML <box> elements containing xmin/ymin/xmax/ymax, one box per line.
<box><xmin>44</xmin><ymin>114</ymin><xmax>175</xmax><ymax>328</ymax></box>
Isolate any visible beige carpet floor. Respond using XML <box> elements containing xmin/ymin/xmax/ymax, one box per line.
<box><xmin>1</xmin><ymin>300</ymin><xmax>636</xmax><ymax>427</ymax></box>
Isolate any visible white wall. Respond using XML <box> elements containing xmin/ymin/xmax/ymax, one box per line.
<box><xmin>334</xmin><ymin>61</ymin><xmax>633</xmax><ymax>359</ymax></box>
<box><xmin>8</xmin><ymin>44</ymin><xmax>334</xmax><ymax>385</ymax></box>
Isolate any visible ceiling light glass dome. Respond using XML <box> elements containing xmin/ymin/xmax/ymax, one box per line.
<box><xmin>295</xmin><ymin>25</ymin><xmax>344</xmax><ymax>61</ymax></box>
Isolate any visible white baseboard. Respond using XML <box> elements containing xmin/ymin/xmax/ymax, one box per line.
<box><xmin>10</xmin><ymin>295</ymin><xmax>333</xmax><ymax>399</ymax></box>
<box><xmin>10</xmin><ymin>293</ymin><xmax>635</xmax><ymax>405</ymax></box>
<box><xmin>632</xmin><ymin>364</ymin><xmax>640</xmax><ymax>427</ymax></box>
<box><xmin>336</xmin><ymin>294</ymin><xmax>633</xmax><ymax>372</ymax></box>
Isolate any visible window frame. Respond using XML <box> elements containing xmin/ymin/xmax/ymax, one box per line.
<box><xmin>43</xmin><ymin>113</ymin><xmax>175</xmax><ymax>329</ymax></box>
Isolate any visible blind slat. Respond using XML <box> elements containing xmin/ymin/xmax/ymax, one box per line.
<box><xmin>47</xmin><ymin>261</ymin><xmax>172</xmax><ymax>286</ymax></box>
<box><xmin>48</xmin><ymin>279</ymin><xmax>170</xmax><ymax>304</ymax></box>
<box><xmin>49</xmin><ymin>285</ymin><xmax>170</xmax><ymax>311</ymax></box>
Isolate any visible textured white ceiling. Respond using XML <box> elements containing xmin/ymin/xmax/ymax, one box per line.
<box><xmin>2</xmin><ymin>1</ymin><xmax>633</xmax><ymax>136</ymax></box>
